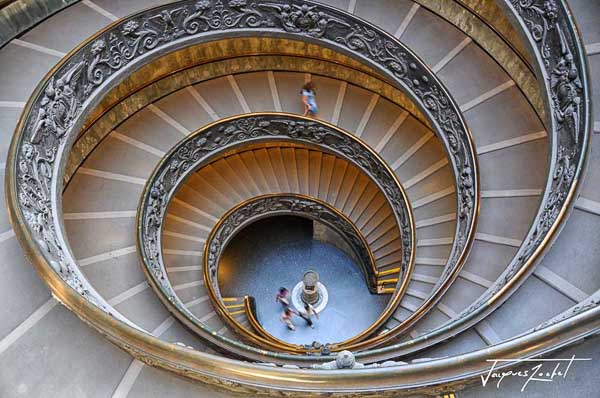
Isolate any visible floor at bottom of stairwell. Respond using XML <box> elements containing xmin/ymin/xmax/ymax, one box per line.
<box><xmin>219</xmin><ymin>216</ymin><xmax>390</xmax><ymax>345</ymax></box>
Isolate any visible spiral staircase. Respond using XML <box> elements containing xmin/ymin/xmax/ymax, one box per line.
<box><xmin>0</xmin><ymin>0</ymin><xmax>599</xmax><ymax>396</ymax></box>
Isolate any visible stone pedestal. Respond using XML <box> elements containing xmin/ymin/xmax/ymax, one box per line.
<box><xmin>301</xmin><ymin>270</ymin><xmax>320</xmax><ymax>305</ymax></box>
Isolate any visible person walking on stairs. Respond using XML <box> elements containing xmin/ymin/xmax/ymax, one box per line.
<box><xmin>301</xmin><ymin>81</ymin><xmax>318</xmax><ymax>117</ymax></box>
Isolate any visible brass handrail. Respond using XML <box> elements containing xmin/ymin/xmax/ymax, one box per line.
<box><xmin>243</xmin><ymin>296</ymin><xmax>297</xmax><ymax>348</ymax></box>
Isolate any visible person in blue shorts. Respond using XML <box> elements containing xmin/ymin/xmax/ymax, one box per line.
<box><xmin>301</xmin><ymin>81</ymin><xmax>318</xmax><ymax>117</ymax></box>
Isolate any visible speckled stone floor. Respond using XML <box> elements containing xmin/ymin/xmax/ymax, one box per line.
<box><xmin>218</xmin><ymin>216</ymin><xmax>390</xmax><ymax>345</ymax></box>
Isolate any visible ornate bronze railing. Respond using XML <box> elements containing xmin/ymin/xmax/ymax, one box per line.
<box><xmin>139</xmin><ymin>113</ymin><xmax>414</xmax><ymax>355</ymax></box>
<box><xmin>26</xmin><ymin>0</ymin><xmax>480</xmax><ymax>355</ymax></box>
<box><xmin>22</xmin><ymin>0</ymin><xmax>600</xmax><ymax>394</ymax></box>
<box><xmin>349</xmin><ymin>0</ymin><xmax>594</xmax><ymax>363</ymax></box>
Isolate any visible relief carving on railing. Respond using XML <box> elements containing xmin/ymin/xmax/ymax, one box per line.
<box><xmin>14</xmin><ymin>1</ymin><xmax>477</xmax><ymax>318</ymax></box>
<box><xmin>459</xmin><ymin>0</ymin><xmax>589</xmax><ymax>317</ymax></box>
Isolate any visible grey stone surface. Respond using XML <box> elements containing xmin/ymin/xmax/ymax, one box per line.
<box><xmin>20</xmin><ymin>2</ymin><xmax>112</xmax><ymax>53</ymax></box>
<box><xmin>0</xmin><ymin>43</ymin><xmax>59</xmax><ymax>101</ymax></box>
<box><xmin>569</xmin><ymin>0</ymin><xmax>600</xmax><ymax>44</ymax></box>
<box><xmin>378</xmin><ymin>116</ymin><xmax>431</xmax><ymax>165</ymax></box>
<box><xmin>361</xmin><ymin>96</ymin><xmax>407</xmax><ymax>148</ymax></box>
<box><xmin>485</xmin><ymin>276</ymin><xmax>575</xmax><ymax>340</ymax></box>
<box><xmin>478</xmin><ymin>196</ymin><xmax>542</xmax><ymax>240</ymax></box>
<box><xmin>234</xmin><ymin>71</ymin><xmax>275</xmax><ymax>112</ymax></box>
<box><xmin>0</xmin><ymin>237</ymin><xmax>51</xmax><ymax>339</ymax></box>
<box><xmin>92</xmin><ymin>0</ymin><xmax>168</xmax><ymax>18</ymax></box>
<box><xmin>409</xmin><ymin>304</ymin><xmax>449</xmax><ymax>333</ymax></box>
<box><xmin>63</xmin><ymin>172</ymin><xmax>144</xmax><ymax>213</ymax></box>
<box><xmin>401</xmin><ymin>6</ymin><xmax>466</xmax><ymax>67</ymax></box>
<box><xmin>407</xmin><ymin>166</ymin><xmax>455</xmax><ymax>203</ymax></box>
<box><xmin>541</xmin><ymin>209</ymin><xmax>600</xmax><ymax>296</ymax></box>
<box><xmin>414</xmin><ymin>245</ymin><xmax>451</xmax><ymax>260</ymax></box>
<box><xmin>337</xmin><ymin>83</ymin><xmax>374</xmax><ymax>134</ymax></box>
<box><xmin>155</xmin><ymin>87</ymin><xmax>214</xmax><ymax>132</ymax></box>
<box><xmin>114</xmin><ymin>287</ymin><xmax>170</xmax><ymax>332</ymax></box>
<box><xmin>118</xmin><ymin>107</ymin><xmax>185</xmax><ymax>152</ymax></box>
<box><xmin>353</xmin><ymin>0</ymin><xmax>415</xmax><ymax>36</ymax></box>
<box><xmin>413</xmin><ymin>264</ymin><xmax>443</xmax><ymax>279</ymax></box>
<box><xmin>80</xmin><ymin>251</ymin><xmax>146</xmax><ymax>301</ymax></box>
<box><xmin>317</xmin><ymin>0</ymin><xmax>350</xmax><ymax>13</ymax></box>
<box><xmin>579</xmin><ymin>131</ymin><xmax>600</xmax><ymax>202</ymax></box>
<box><xmin>159</xmin><ymin>320</ymin><xmax>209</xmax><ymax>352</ymax></box>
<box><xmin>461</xmin><ymin>241</ymin><xmax>518</xmax><ymax>285</ymax></box>
<box><xmin>65</xmin><ymin>216</ymin><xmax>135</xmax><ymax>259</ymax></box>
<box><xmin>588</xmin><ymin>54</ymin><xmax>600</xmax><ymax>122</ymax></box>
<box><xmin>411</xmin><ymin>329</ymin><xmax>486</xmax><ymax>359</ymax></box>
<box><xmin>167</xmin><ymin>270</ymin><xmax>205</xmax><ymax>288</ymax></box>
<box><xmin>0</xmin><ymin>306</ymin><xmax>131</xmax><ymax>398</ymax></box>
<box><xmin>82</xmin><ymin>135</ymin><xmax>160</xmax><ymax>180</ymax></box>
<box><xmin>395</xmin><ymin>138</ymin><xmax>445</xmax><ymax>180</ymax></box>
<box><xmin>163</xmin><ymin>234</ymin><xmax>205</xmax><ymax>252</ymax></box>
<box><xmin>438</xmin><ymin>278</ymin><xmax>486</xmax><ymax>314</ymax></box>
<box><xmin>415</xmin><ymin>220</ymin><xmax>456</xmax><ymax>240</ymax></box>
<box><xmin>437</xmin><ymin>43</ymin><xmax>510</xmax><ymax>106</ymax></box>
<box><xmin>128</xmin><ymin>364</ymin><xmax>237</xmax><ymax>398</ymax></box>
<box><xmin>413</xmin><ymin>194</ymin><xmax>457</xmax><ymax>220</ymax></box>
<box><xmin>479</xmin><ymin>140</ymin><xmax>548</xmax><ymax>190</ymax></box>
<box><xmin>0</xmin><ymin>108</ymin><xmax>20</xmax><ymax>166</ymax></box>
<box><xmin>175</xmin><ymin>282</ymin><xmax>206</xmax><ymax>304</ymax></box>
<box><xmin>164</xmin><ymin>252</ymin><xmax>203</xmax><ymax>269</ymax></box>
<box><xmin>464</xmin><ymin>86</ymin><xmax>545</xmax><ymax>147</ymax></box>
<box><xmin>0</xmin><ymin>170</ymin><xmax>11</xmax><ymax>231</ymax></box>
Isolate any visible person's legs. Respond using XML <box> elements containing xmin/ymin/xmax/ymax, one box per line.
<box><xmin>286</xmin><ymin>319</ymin><xmax>295</xmax><ymax>330</ymax></box>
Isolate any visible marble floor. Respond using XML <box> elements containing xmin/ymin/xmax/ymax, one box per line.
<box><xmin>218</xmin><ymin>216</ymin><xmax>390</xmax><ymax>346</ymax></box>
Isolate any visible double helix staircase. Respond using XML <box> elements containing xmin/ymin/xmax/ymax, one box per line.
<box><xmin>0</xmin><ymin>0</ymin><xmax>599</xmax><ymax>396</ymax></box>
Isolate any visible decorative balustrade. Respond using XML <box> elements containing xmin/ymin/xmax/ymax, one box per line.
<box><xmin>7</xmin><ymin>0</ymin><xmax>479</xmax><ymax>356</ymax></box>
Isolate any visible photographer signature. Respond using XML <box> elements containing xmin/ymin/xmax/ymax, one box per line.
<box><xmin>481</xmin><ymin>355</ymin><xmax>591</xmax><ymax>392</ymax></box>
